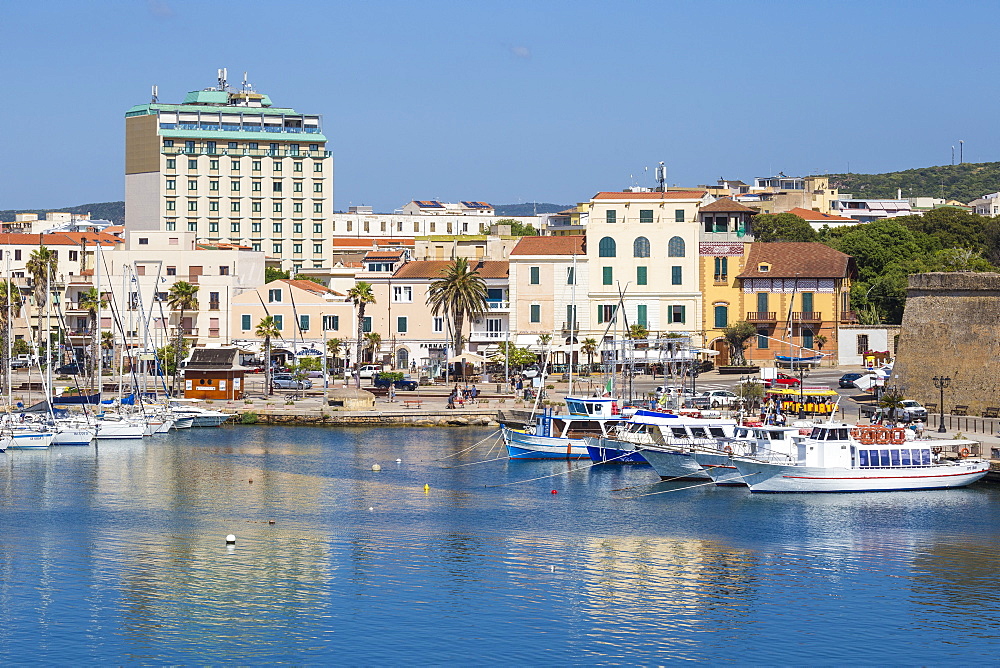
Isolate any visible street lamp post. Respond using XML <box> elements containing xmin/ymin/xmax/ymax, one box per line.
<box><xmin>932</xmin><ymin>376</ymin><xmax>950</xmax><ymax>433</ymax></box>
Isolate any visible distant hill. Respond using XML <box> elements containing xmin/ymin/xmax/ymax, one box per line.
<box><xmin>0</xmin><ymin>201</ymin><xmax>125</xmax><ymax>225</ymax></box>
<box><xmin>493</xmin><ymin>202</ymin><xmax>570</xmax><ymax>216</ymax></box>
<box><xmin>827</xmin><ymin>162</ymin><xmax>1000</xmax><ymax>203</ymax></box>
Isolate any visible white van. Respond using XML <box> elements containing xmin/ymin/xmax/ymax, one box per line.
<box><xmin>356</xmin><ymin>364</ymin><xmax>386</xmax><ymax>379</ymax></box>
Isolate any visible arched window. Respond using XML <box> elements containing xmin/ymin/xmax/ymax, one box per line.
<box><xmin>396</xmin><ymin>347</ymin><xmax>409</xmax><ymax>369</ymax></box>
<box><xmin>714</xmin><ymin>305</ymin><xmax>728</xmax><ymax>329</ymax></box>
<box><xmin>633</xmin><ymin>236</ymin><xmax>650</xmax><ymax>258</ymax></box>
<box><xmin>667</xmin><ymin>236</ymin><xmax>685</xmax><ymax>257</ymax></box>
<box><xmin>599</xmin><ymin>236</ymin><xmax>617</xmax><ymax>257</ymax></box>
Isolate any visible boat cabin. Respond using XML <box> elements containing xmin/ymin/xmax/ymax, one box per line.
<box><xmin>564</xmin><ymin>397</ymin><xmax>620</xmax><ymax>418</ymax></box>
<box><xmin>617</xmin><ymin>411</ymin><xmax>737</xmax><ymax>448</ymax></box>
<box><xmin>803</xmin><ymin>424</ymin><xmax>934</xmax><ymax>469</ymax></box>
<box><xmin>729</xmin><ymin>425</ymin><xmax>806</xmax><ymax>457</ymax></box>
<box><xmin>532</xmin><ymin>397</ymin><xmax>627</xmax><ymax>439</ymax></box>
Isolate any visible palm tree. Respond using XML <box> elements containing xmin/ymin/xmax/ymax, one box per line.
<box><xmin>167</xmin><ymin>281</ymin><xmax>199</xmax><ymax>396</ymax></box>
<box><xmin>327</xmin><ymin>338</ymin><xmax>342</xmax><ymax>374</ymax></box>
<box><xmin>78</xmin><ymin>288</ymin><xmax>105</xmax><ymax>381</ymax></box>
<box><xmin>581</xmin><ymin>338</ymin><xmax>598</xmax><ymax>372</ymax></box>
<box><xmin>255</xmin><ymin>315</ymin><xmax>281</xmax><ymax>396</ymax></box>
<box><xmin>101</xmin><ymin>330</ymin><xmax>115</xmax><ymax>377</ymax></box>
<box><xmin>26</xmin><ymin>246</ymin><xmax>57</xmax><ymax>353</ymax></box>
<box><xmin>722</xmin><ymin>321</ymin><xmax>757</xmax><ymax>366</ymax></box>
<box><xmin>628</xmin><ymin>324</ymin><xmax>649</xmax><ymax>340</ymax></box>
<box><xmin>363</xmin><ymin>331</ymin><xmax>382</xmax><ymax>364</ymax></box>
<box><xmin>426</xmin><ymin>258</ymin><xmax>489</xmax><ymax>355</ymax></box>
<box><xmin>347</xmin><ymin>281</ymin><xmax>376</xmax><ymax>388</ymax></box>
<box><xmin>0</xmin><ymin>280</ymin><xmax>22</xmax><ymax>395</ymax></box>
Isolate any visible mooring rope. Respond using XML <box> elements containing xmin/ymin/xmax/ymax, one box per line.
<box><xmin>485</xmin><ymin>451</ymin><xmax>634</xmax><ymax>488</ymax></box>
<box><xmin>621</xmin><ymin>472</ymin><xmax>759</xmax><ymax>498</ymax></box>
<box><xmin>436</xmin><ymin>429</ymin><xmax>501</xmax><ymax>460</ymax></box>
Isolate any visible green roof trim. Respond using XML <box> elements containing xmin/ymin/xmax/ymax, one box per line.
<box><xmin>158</xmin><ymin>129</ymin><xmax>327</xmax><ymax>142</ymax></box>
<box><xmin>182</xmin><ymin>90</ymin><xmax>230</xmax><ymax>105</ymax></box>
<box><xmin>125</xmin><ymin>103</ymin><xmax>302</xmax><ymax>116</ymax></box>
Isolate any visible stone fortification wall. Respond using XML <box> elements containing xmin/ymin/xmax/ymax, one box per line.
<box><xmin>894</xmin><ymin>272</ymin><xmax>1000</xmax><ymax>415</ymax></box>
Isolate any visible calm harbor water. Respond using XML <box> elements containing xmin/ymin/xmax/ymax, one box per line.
<box><xmin>1</xmin><ymin>425</ymin><xmax>1000</xmax><ymax>664</ymax></box>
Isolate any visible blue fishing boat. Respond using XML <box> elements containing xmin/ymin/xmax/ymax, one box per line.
<box><xmin>502</xmin><ymin>396</ymin><xmax>629</xmax><ymax>459</ymax></box>
<box><xmin>774</xmin><ymin>354</ymin><xmax>825</xmax><ymax>365</ymax></box>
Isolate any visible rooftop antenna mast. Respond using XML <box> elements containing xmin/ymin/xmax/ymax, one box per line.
<box><xmin>151</xmin><ymin>85</ymin><xmax>158</xmax><ymax>103</ymax></box>
<box><xmin>217</xmin><ymin>67</ymin><xmax>228</xmax><ymax>91</ymax></box>
<box><xmin>655</xmin><ymin>161</ymin><xmax>666</xmax><ymax>192</ymax></box>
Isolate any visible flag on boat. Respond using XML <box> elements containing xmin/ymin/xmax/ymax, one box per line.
<box><xmin>604</xmin><ymin>378</ymin><xmax>612</xmax><ymax>397</ymax></box>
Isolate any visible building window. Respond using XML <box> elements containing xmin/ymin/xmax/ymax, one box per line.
<box><xmin>314</xmin><ymin>163</ymin><xmax>323</xmax><ymax>172</ymax></box>
<box><xmin>293</xmin><ymin>222</ymin><xmax>303</xmax><ymax>234</ymax></box>
<box><xmin>566</xmin><ymin>266</ymin><xmax>575</xmax><ymax>285</ymax></box>
<box><xmin>187</xmin><ymin>221</ymin><xmax>197</xmax><ymax>232</ymax></box>
<box><xmin>674</xmin><ymin>209</ymin><xmax>685</xmax><ymax>222</ymax></box>
<box><xmin>599</xmin><ymin>237</ymin><xmax>616</xmax><ymax>257</ymax></box>
<box><xmin>209</xmin><ymin>180</ymin><xmax>219</xmax><ymax>191</ymax></box>
<box><xmin>166</xmin><ymin>179</ymin><xmax>176</xmax><ymax>190</ymax></box>
<box><xmin>857</xmin><ymin>334</ymin><xmax>869</xmax><ymax>355</ymax></box>
<box><xmin>220</xmin><ymin>266</ymin><xmax>230</xmax><ymax>275</ymax></box>
<box><xmin>166</xmin><ymin>158</ymin><xmax>176</xmax><ymax>170</ymax></box>
<box><xmin>231</xmin><ymin>202</ymin><xmax>241</xmax><ymax>213</ymax></box>
<box><xmin>603</xmin><ymin>267</ymin><xmax>613</xmax><ymax>285</ymax></box>
<box><xmin>636</xmin><ymin>304</ymin><xmax>647</xmax><ymax>327</ymax></box>
<box><xmin>187</xmin><ymin>201</ymin><xmax>198</xmax><ymax>212</ymax></box>
<box><xmin>397</xmin><ymin>316</ymin><xmax>408</xmax><ymax>333</ymax></box>
<box><xmin>210</xmin><ymin>159</ymin><xmax>219</xmax><ymax>171</ymax></box>
<box><xmin>671</xmin><ymin>266</ymin><xmax>682</xmax><ymax>285</ymax></box>
<box><xmin>68</xmin><ymin>250</ymin><xmax>78</xmax><ymax>261</ymax></box>
<box><xmin>313</xmin><ymin>182</ymin><xmax>323</xmax><ymax>193</ymax></box>
<box><xmin>273</xmin><ymin>243</ymin><xmax>282</xmax><ymax>254</ymax></box>
<box><xmin>273</xmin><ymin>161</ymin><xmax>282</xmax><ymax>172</ymax></box>
<box><xmin>757</xmin><ymin>292</ymin><xmax>769</xmax><ymax>314</ymax></box>
<box><xmin>313</xmin><ymin>223</ymin><xmax>323</xmax><ymax>234</ymax></box>
<box><xmin>299</xmin><ymin>314</ymin><xmax>310</xmax><ymax>332</ymax></box>
<box><xmin>637</xmin><ymin>266</ymin><xmax>647</xmax><ymax>285</ymax></box>
<box><xmin>209</xmin><ymin>291</ymin><xmax>220</xmax><ymax>309</ymax></box>
<box><xmin>232</xmin><ymin>160</ymin><xmax>240</xmax><ymax>171</ymax></box>
<box><xmin>530</xmin><ymin>266</ymin><xmax>540</xmax><ymax>284</ymax></box>
<box><xmin>639</xmin><ymin>209</ymin><xmax>653</xmax><ymax>223</ymax></box>
<box><xmin>138</xmin><ymin>238</ymin><xmax>149</xmax><ymax>246</ymax></box>
<box><xmin>241</xmin><ymin>314</ymin><xmax>251</xmax><ymax>330</ymax></box>
<box><xmin>252</xmin><ymin>243</ymin><xmax>261</xmax><ymax>252</ymax></box>
<box><xmin>758</xmin><ymin>328</ymin><xmax>769</xmax><ymax>349</ymax></box>
<box><xmin>252</xmin><ymin>202</ymin><xmax>261</xmax><ymax>213</ymax></box>
<box><xmin>362</xmin><ymin>316</ymin><xmax>372</xmax><ymax>333</ymax></box>
<box><xmin>273</xmin><ymin>222</ymin><xmax>283</xmax><ymax>233</ymax></box>
<box><xmin>605</xmin><ymin>210</ymin><xmax>616</xmax><ymax>224</ymax></box>
<box><xmin>667</xmin><ymin>236</ymin><xmax>685</xmax><ymax>257</ymax></box>
<box><xmin>165</xmin><ymin>220</ymin><xmax>176</xmax><ymax>231</ymax></box>
<box><xmin>667</xmin><ymin>305</ymin><xmax>686</xmax><ymax>324</ymax></box>
<box><xmin>597</xmin><ymin>304</ymin><xmax>617</xmax><ymax>324</ymax></box>
<box><xmin>188</xmin><ymin>159</ymin><xmax>197</xmax><ymax>170</ymax></box>
<box><xmin>393</xmin><ymin>286</ymin><xmax>413</xmax><ymax>303</ymax></box>
<box><xmin>714</xmin><ymin>305</ymin><xmax>728</xmax><ymax>328</ymax></box>
<box><xmin>166</xmin><ymin>266</ymin><xmax>176</xmax><ymax>276</ymax></box>
<box><xmin>294</xmin><ymin>162</ymin><xmax>303</xmax><ymax>172</ymax></box>
<box><xmin>188</xmin><ymin>180</ymin><xmax>197</xmax><ymax>191</ymax></box>
<box><xmin>801</xmin><ymin>292</ymin><xmax>814</xmax><ymax>314</ymax></box>
<box><xmin>209</xmin><ymin>222</ymin><xmax>219</xmax><ymax>233</ymax></box>
<box><xmin>231</xmin><ymin>181</ymin><xmax>240</xmax><ymax>192</ymax></box>
<box><xmin>803</xmin><ymin>327</ymin><xmax>814</xmax><ymax>350</ymax></box>
<box><xmin>323</xmin><ymin>315</ymin><xmax>339</xmax><ymax>331</ymax></box>
<box><xmin>252</xmin><ymin>160</ymin><xmax>261</xmax><ymax>171</ymax></box>
<box><xmin>633</xmin><ymin>236</ymin><xmax>650</xmax><ymax>257</ymax></box>
<box><xmin>273</xmin><ymin>182</ymin><xmax>283</xmax><ymax>193</ymax></box>
<box><xmin>313</xmin><ymin>243</ymin><xmax>322</xmax><ymax>254</ymax></box>
<box><xmin>268</xmin><ymin>289</ymin><xmax>282</xmax><ymax>303</ymax></box>
<box><xmin>294</xmin><ymin>182</ymin><xmax>303</xmax><ymax>193</ymax></box>
<box><xmin>433</xmin><ymin>316</ymin><xmax>444</xmax><ymax>333</ymax></box>
<box><xmin>714</xmin><ymin>215</ymin><xmax>728</xmax><ymax>233</ymax></box>
<box><xmin>313</xmin><ymin>203</ymin><xmax>323</xmax><ymax>214</ymax></box>
<box><xmin>166</xmin><ymin>200</ymin><xmax>176</xmax><ymax>211</ymax></box>
<box><xmin>714</xmin><ymin>257</ymin><xmax>728</xmax><ymax>281</ymax></box>
<box><xmin>530</xmin><ymin>304</ymin><xmax>540</xmax><ymax>323</ymax></box>
<box><xmin>163</xmin><ymin>139</ymin><xmax>173</xmax><ymax>147</ymax></box>
<box><xmin>209</xmin><ymin>201</ymin><xmax>219</xmax><ymax>212</ymax></box>
<box><xmin>252</xmin><ymin>181</ymin><xmax>261</xmax><ymax>192</ymax></box>
<box><xmin>293</xmin><ymin>243</ymin><xmax>302</xmax><ymax>254</ymax></box>
<box><xmin>273</xmin><ymin>314</ymin><xmax>283</xmax><ymax>330</ymax></box>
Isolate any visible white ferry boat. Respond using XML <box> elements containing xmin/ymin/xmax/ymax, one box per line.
<box><xmin>732</xmin><ymin>423</ymin><xmax>990</xmax><ymax>493</ymax></box>
<box><xmin>698</xmin><ymin>424</ymin><xmax>809</xmax><ymax>486</ymax></box>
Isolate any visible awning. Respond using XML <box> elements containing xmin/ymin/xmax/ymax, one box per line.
<box><xmin>447</xmin><ymin>352</ymin><xmax>488</xmax><ymax>364</ymax></box>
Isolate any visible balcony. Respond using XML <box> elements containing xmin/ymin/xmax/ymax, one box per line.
<box><xmin>840</xmin><ymin>310</ymin><xmax>858</xmax><ymax>323</ymax></box>
<box><xmin>561</xmin><ymin>321</ymin><xmax>580</xmax><ymax>332</ymax></box>
<box><xmin>746</xmin><ymin>311</ymin><xmax>777</xmax><ymax>322</ymax></box>
<box><xmin>469</xmin><ymin>330</ymin><xmax>508</xmax><ymax>342</ymax></box>
<box><xmin>162</xmin><ymin>146</ymin><xmax>331</xmax><ymax>159</ymax></box>
<box><xmin>486</xmin><ymin>300</ymin><xmax>510</xmax><ymax>311</ymax></box>
<box><xmin>792</xmin><ymin>311</ymin><xmax>822</xmax><ymax>322</ymax></box>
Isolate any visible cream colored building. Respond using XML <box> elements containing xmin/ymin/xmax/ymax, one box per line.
<box><xmin>585</xmin><ymin>190</ymin><xmax>711</xmax><ymax>340</ymax></box>
<box><xmin>124</xmin><ymin>73</ymin><xmax>332</xmax><ymax>276</ymax></box>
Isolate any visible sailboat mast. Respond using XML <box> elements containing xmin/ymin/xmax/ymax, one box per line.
<box><xmin>95</xmin><ymin>241</ymin><xmax>101</xmax><ymax>400</ymax></box>
<box><xmin>568</xmin><ymin>252</ymin><xmax>576</xmax><ymax>396</ymax></box>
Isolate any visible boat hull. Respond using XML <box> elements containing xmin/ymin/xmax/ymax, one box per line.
<box><xmin>583</xmin><ymin>437</ymin><xmax>649</xmax><ymax>465</ymax></box>
<box><xmin>95</xmin><ymin>423</ymin><xmax>146</xmax><ymax>440</ymax></box>
<box><xmin>502</xmin><ymin>426</ymin><xmax>589</xmax><ymax>459</ymax></box>
<box><xmin>8</xmin><ymin>432</ymin><xmax>55</xmax><ymax>449</ymax></box>
<box><xmin>733</xmin><ymin>458</ymin><xmax>991</xmax><ymax>493</ymax></box>
<box><xmin>638</xmin><ymin>447</ymin><xmax>712</xmax><ymax>480</ymax></box>
<box><xmin>694</xmin><ymin>451</ymin><xmax>747</xmax><ymax>486</ymax></box>
<box><xmin>191</xmin><ymin>414</ymin><xmax>233</xmax><ymax>427</ymax></box>
<box><xmin>51</xmin><ymin>428</ymin><xmax>96</xmax><ymax>446</ymax></box>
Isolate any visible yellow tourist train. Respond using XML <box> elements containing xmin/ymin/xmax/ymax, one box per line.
<box><xmin>764</xmin><ymin>387</ymin><xmax>841</xmax><ymax>416</ymax></box>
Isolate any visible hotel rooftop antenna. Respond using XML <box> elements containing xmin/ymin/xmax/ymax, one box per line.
<box><xmin>217</xmin><ymin>67</ymin><xmax>228</xmax><ymax>91</ymax></box>
<box><xmin>151</xmin><ymin>85</ymin><xmax>158</xmax><ymax>103</ymax></box>
<box><xmin>655</xmin><ymin>162</ymin><xmax>666</xmax><ymax>192</ymax></box>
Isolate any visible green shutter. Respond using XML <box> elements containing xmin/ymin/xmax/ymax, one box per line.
<box><xmin>637</xmin><ymin>266</ymin><xmax>647</xmax><ymax>285</ymax></box>
<box><xmin>241</xmin><ymin>314</ymin><xmax>251</xmax><ymax>330</ymax></box>
<box><xmin>678</xmin><ymin>305</ymin><xmax>686</xmax><ymax>323</ymax></box>
<box><xmin>801</xmin><ymin>292</ymin><xmax>814</xmax><ymax>313</ymax></box>
<box><xmin>274</xmin><ymin>314</ymin><xmax>283</xmax><ymax>330</ymax></box>
<box><xmin>714</xmin><ymin>305</ymin><xmax>728</xmax><ymax>328</ymax></box>
<box><xmin>397</xmin><ymin>316</ymin><xmax>407</xmax><ymax>333</ymax></box>
<box><xmin>672</xmin><ymin>266</ymin><xmax>682</xmax><ymax>285</ymax></box>
<box><xmin>597</xmin><ymin>305</ymin><xmax>603</xmax><ymax>324</ymax></box>
<box><xmin>675</xmin><ymin>209</ymin><xmax>684</xmax><ymax>222</ymax></box>
<box><xmin>757</xmin><ymin>292</ymin><xmax>769</xmax><ymax>313</ymax></box>
<box><xmin>637</xmin><ymin>305</ymin><xmax>647</xmax><ymax>327</ymax></box>
<box><xmin>603</xmin><ymin>266</ymin><xmax>613</xmax><ymax>285</ymax></box>
<box><xmin>530</xmin><ymin>266</ymin><xmax>539</xmax><ymax>284</ymax></box>
<box><xmin>530</xmin><ymin>304</ymin><xmax>540</xmax><ymax>323</ymax></box>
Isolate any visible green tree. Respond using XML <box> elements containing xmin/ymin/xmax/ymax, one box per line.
<box><xmin>327</xmin><ymin>338</ymin><xmax>343</xmax><ymax>373</ymax></box>
<box><xmin>363</xmin><ymin>331</ymin><xmax>382</xmax><ymax>363</ymax></box>
<box><xmin>167</xmin><ymin>281</ymin><xmax>199</xmax><ymax>396</ymax></box>
<box><xmin>156</xmin><ymin>340</ymin><xmax>189</xmax><ymax>377</ymax></box>
<box><xmin>495</xmin><ymin>341</ymin><xmax>537</xmax><ymax>368</ymax></box>
<box><xmin>78</xmin><ymin>288</ymin><xmax>105</xmax><ymax>380</ymax></box>
<box><xmin>628</xmin><ymin>324</ymin><xmax>649</xmax><ymax>340</ymax></box>
<box><xmin>426</xmin><ymin>258</ymin><xmax>489</xmax><ymax>355</ymax></box>
<box><xmin>101</xmin><ymin>330</ymin><xmax>115</xmax><ymax>374</ymax></box>
<box><xmin>26</xmin><ymin>245</ymin><xmax>58</xmax><ymax>351</ymax></box>
<box><xmin>347</xmin><ymin>281</ymin><xmax>376</xmax><ymax>388</ymax></box>
<box><xmin>495</xmin><ymin>218</ymin><xmax>539</xmax><ymax>236</ymax></box>
<box><xmin>255</xmin><ymin>315</ymin><xmax>281</xmax><ymax>396</ymax></box>
<box><xmin>293</xmin><ymin>274</ymin><xmax>325</xmax><ymax>285</ymax></box>
<box><xmin>895</xmin><ymin>207</ymin><xmax>988</xmax><ymax>251</ymax></box>
<box><xmin>750</xmin><ymin>213</ymin><xmax>818</xmax><ymax>242</ymax></box>
<box><xmin>580</xmin><ymin>337</ymin><xmax>599</xmax><ymax>371</ymax></box>
<box><xmin>265</xmin><ymin>267</ymin><xmax>290</xmax><ymax>282</ymax></box>
<box><xmin>722</xmin><ymin>321</ymin><xmax>757</xmax><ymax>366</ymax></box>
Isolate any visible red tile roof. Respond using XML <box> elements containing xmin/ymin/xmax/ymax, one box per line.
<box><xmin>592</xmin><ymin>190</ymin><xmax>707</xmax><ymax>200</ymax></box>
<box><xmin>737</xmin><ymin>243</ymin><xmax>854</xmax><ymax>279</ymax></box>
<box><xmin>393</xmin><ymin>260</ymin><xmax>508</xmax><ymax>280</ymax></box>
<box><xmin>786</xmin><ymin>207</ymin><xmax>855</xmax><ymax>222</ymax></box>
<box><xmin>362</xmin><ymin>250</ymin><xmax>406</xmax><ymax>262</ymax></box>
<box><xmin>510</xmin><ymin>235</ymin><xmax>585</xmax><ymax>256</ymax></box>
<box><xmin>279</xmin><ymin>279</ymin><xmax>344</xmax><ymax>296</ymax></box>
<box><xmin>699</xmin><ymin>197</ymin><xmax>759</xmax><ymax>213</ymax></box>
<box><xmin>0</xmin><ymin>232</ymin><xmax>121</xmax><ymax>246</ymax></box>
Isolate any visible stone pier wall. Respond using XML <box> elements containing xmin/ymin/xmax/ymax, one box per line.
<box><xmin>894</xmin><ymin>272</ymin><xmax>1000</xmax><ymax>415</ymax></box>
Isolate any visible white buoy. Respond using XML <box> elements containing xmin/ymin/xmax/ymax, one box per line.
<box><xmin>368</xmin><ymin>507</ymin><xmax>374</xmax><ymax>511</ymax></box>
<box><xmin>396</xmin><ymin>458</ymin><xmax>402</xmax><ymax>463</ymax></box>
<box><xmin>372</xmin><ymin>463</ymin><xmax>381</xmax><ymax>471</ymax></box>
<box><xmin>226</xmin><ymin>534</ymin><xmax>236</xmax><ymax>544</ymax></box>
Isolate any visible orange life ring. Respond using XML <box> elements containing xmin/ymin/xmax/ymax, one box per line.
<box><xmin>850</xmin><ymin>428</ymin><xmax>860</xmax><ymax>439</ymax></box>
<box><xmin>724</xmin><ymin>444</ymin><xmax>733</xmax><ymax>454</ymax></box>
<box><xmin>858</xmin><ymin>428</ymin><xmax>874</xmax><ymax>445</ymax></box>
<box><xmin>960</xmin><ymin>447</ymin><xmax>971</xmax><ymax>458</ymax></box>
<box><xmin>890</xmin><ymin>428</ymin><xmax>906</xmax><ymax>445</ymax></box>
<box><xmin>874</xmin><ymin>428</ymin><xmax>891</xmax><ymax>445</ymax></box>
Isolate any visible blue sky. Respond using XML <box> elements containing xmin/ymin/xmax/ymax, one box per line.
<box><xmin>1</xmin><ymin>0</ymin><xmax>997</xmax><ymax>213</ymax></box>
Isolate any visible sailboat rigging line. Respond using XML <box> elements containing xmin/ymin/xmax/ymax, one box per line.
<box><xmin>50</xmin><ymin>293</ymin><xmax>94</xmax><ymax>418</ymax></box>
<box><xmin>611</xmin><ymin>465</ymin><xmax>727</xmax><ymax>492</ymax></box>
<box><xmin>435</xmin><ymin>429</ymin><xmax>501</xmax><ymax>460</ymax></box>
<box><xmin>441</xmin><ymin>454</ymin><xmax>509</xmax><ymax>469</ymax></box>
<box><xmin>485</xmin><ymin>451</ymin><xmax>633</xmax><ymax>487</ymax></box>
<box><xmin>615</xmin><ymin>282</ymin><xmax>633</xmax><ymax>402</ymax></box>
<box><xmin>621</xmin><ymin>472</ymin><xmax>760</xmax><ymax>499</ymax></box>
<box><xmin>611</xmin><ymin>478</ymin><xmax>668</xmax><ymax>493</ymax></box>
<box><xmin>99</xmin><ymin>260</ymin><xmax>147</xmax><ymax>416</ymax></box>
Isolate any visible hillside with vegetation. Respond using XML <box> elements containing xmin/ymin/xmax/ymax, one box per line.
<box><xmin>0</xmin><ymin>201</ymin><xmax>125</xmax><ymax>225</ymax></box>
<box><xmin>826</xmin><ymin>162</ymin><xmax>1000</xmax><ymax>203</ymax></box>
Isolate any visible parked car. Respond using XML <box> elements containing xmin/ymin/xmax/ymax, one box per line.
<box><xmin>839</xmin><ymin>372</ymin><xmax>868</xmax><ymax>388</ymax></box>
<box><xmin>372</xmin><ymin>375</ymin><xmax>419</xmax><ymax>391</ymax></box>
<box><xmin>271</xmin><ymin>374</ymin><xmax>313</xmax><ymax>390</ymax></box>
<box><xmin>691</xmin><ymin>390</ymin><xmax>741</xmax><ymax>408</ymax></box>
<box><xmin>356</xmin><ymin>364</ymin><xmax>386</xmax><ymax>379</ymax></box>
<box><xmin>764</xmin><ymin>372</ymin><xmax>800</xmax><ymax>389</ymax></box>
<box><xmin>862</xmin><ymin>399</ymin><xmax>928</xmax><ymax>423</ymax></box>
<box><xmin>55</xmin><ymin>363</ymin><xmax>84</xmax><ymax>375</ymax></box>
<box><xmin>10</xmin><ymin>358</ymin><xmax>29</xmax><ymax>370</ymax></box>
<box><xmin>654</xmin><ymin>386</ymin><xmax>697</xmax><ymax>400</ymax></box>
